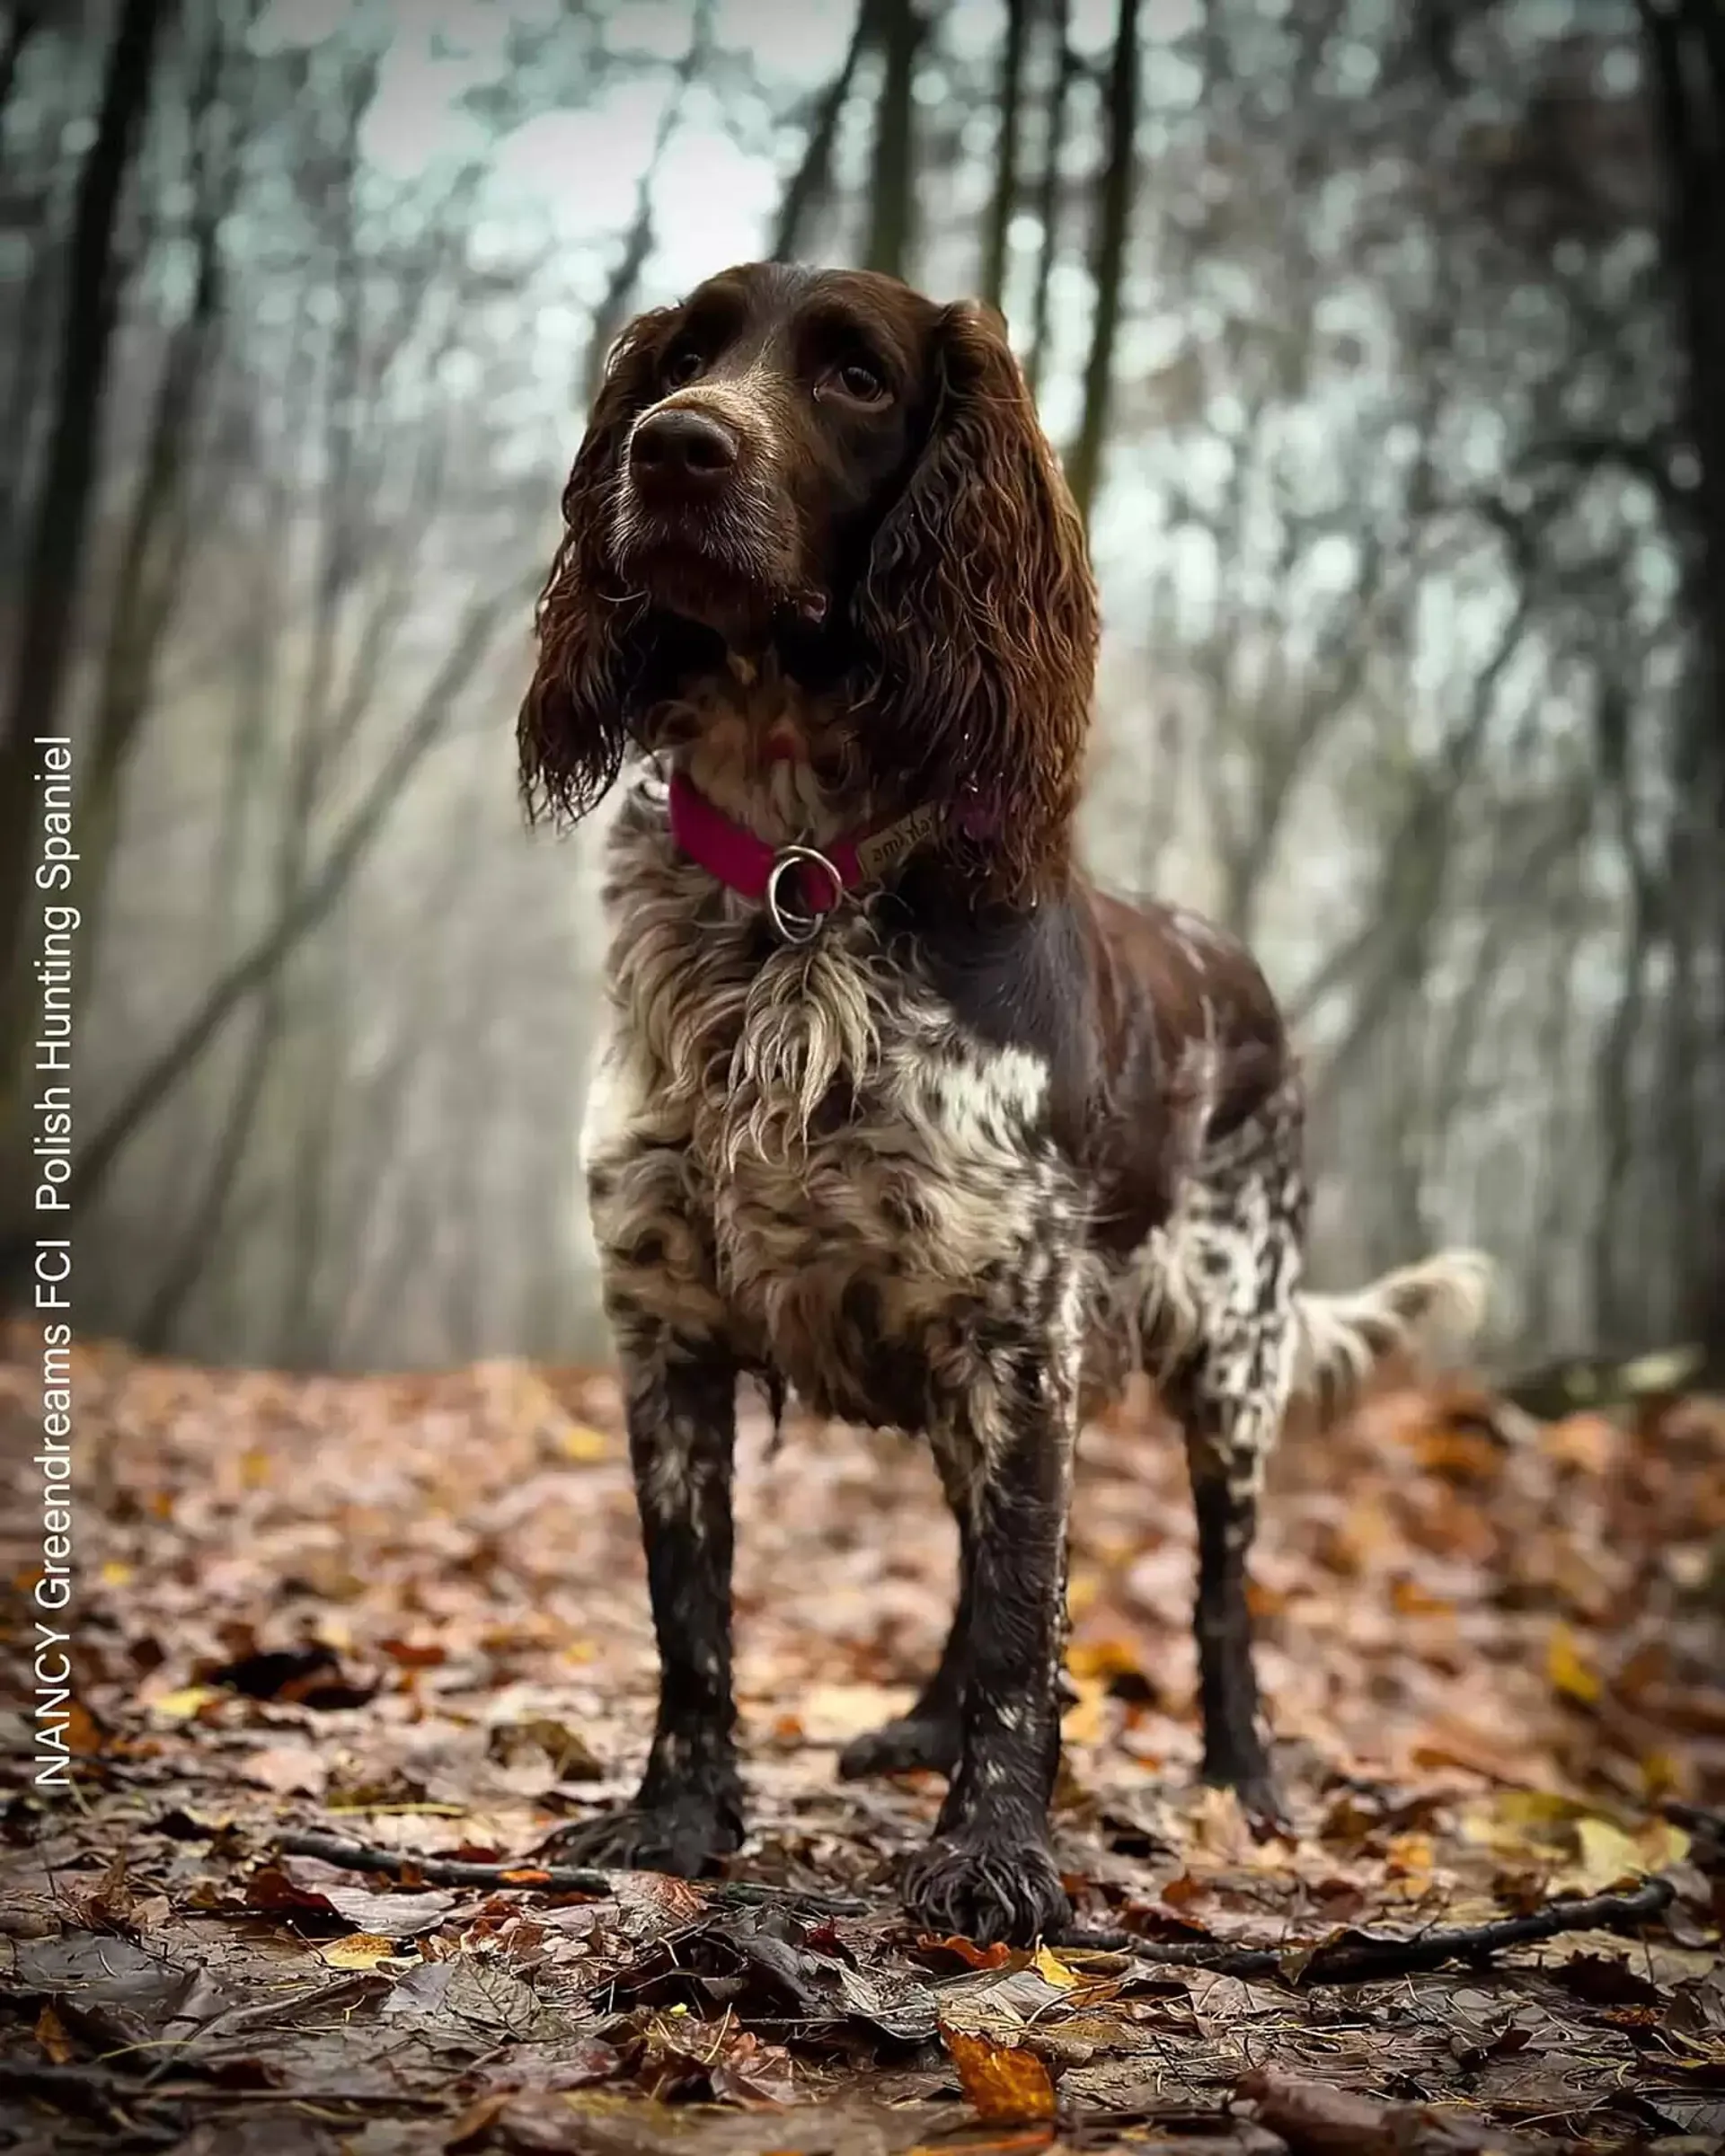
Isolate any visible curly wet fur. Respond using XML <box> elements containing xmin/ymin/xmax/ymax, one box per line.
<box><xmin>519</xmin><ymin>267</ymin><xmax>1094</xmax><ymax>907</ymax></box>
<box><xmin>522</xmin><ymin>263</ymin><xmax>1494</xmax><ymax>1944</ymax></box>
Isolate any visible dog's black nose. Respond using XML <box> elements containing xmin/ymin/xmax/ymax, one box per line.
<box><xmin>630</xmin><ymin>408</ymin><xmax>739</xmax><ymax>490</ymax></box>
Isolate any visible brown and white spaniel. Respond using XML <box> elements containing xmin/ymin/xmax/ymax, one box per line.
<box><xmin>520</xmin><ymin>261</ymin><xmax>1490</xmax><ymax>1946</ymax></box>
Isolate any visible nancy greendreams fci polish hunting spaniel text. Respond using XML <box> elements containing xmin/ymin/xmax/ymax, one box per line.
<box><xmin>518</xmin><ymin>261</ymin><xmax>1491</xmax><ymax>1947</ymax></box>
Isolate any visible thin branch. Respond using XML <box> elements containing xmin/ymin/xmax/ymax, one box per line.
<box><xmin>979</xmin><ymin>0</ymin><xmax>1031</xmax><ymax>311</ymax></box>
<box><xmin>275</xmin><ymin>1832</ymin><xmax>870</xmax><ymax>1915</ymax></box>
<box><xmin>770</xmin><ymin>0</ymin><xmax>877</xmax><ymax>262</ymax></box>
<box><xmin>1064</xmin><ymin>0</ymin><xmax>1138</xmax><ymax>524</ymax></box>
<box><xmin>862</xmin><ymin>0</ymin><xmax>924</xmax><ymax>279</ymax></box>
<box><xmin>1058</xmin><ymin>1875</ymin><xmax>1675</xmax><ymax>1980</ymax></box>
<box><xmin>1023</xmin><ymin>1</ymin><xmax>1073</xmax><ymax>402</ymax></box>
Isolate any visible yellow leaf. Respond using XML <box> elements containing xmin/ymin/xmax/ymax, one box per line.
<box><xmin>1565</xmin><ymin>1816</ymin><xmax>1647</xmax><ymax>1895</ymax></box>
<box><xmin>319</xmin><ymin>1932</ymin><xmax>400</xmax><ymax>1969</ymax></box>
<box><xmin>1548</xmin><ymin>1623</ymin><xmax>1601</xmax><ymax>1706</ymax></box>
<box><xmin>940</xmin><ymin>2024</ymin><xmax>1057</xmax><ymax>2125</ymax></box>
<box><xmin>1065</xmin><ymin>1568</ymin><xmax>1101</xmax><ymax>1621</ymax></box>
<box><xmin>555</xmin><ymin>1422</ymin><xmax>611</xmax><ymax>1462</ymax></box>
<box><xmin>1641</xmin><ymin>1750</ymin><xmax>1681</xmax><ymax>1801</ymax></box>
<box><xmin>1634</xmin><ymin>1818</ymin><xmax>1690</xmax><ymax>1873</ymax></box>
<box><xmin>1032</xmin><ymin>1943</ymin><xmax>1078</xmax><ymax>1989</ymax></box>
<box><xmin>1384</xmin><ymin>1830</ymin><xmax>1435</xmax><ymax>1889</ymax></box>
<box><xmin>151</xmin><ymin>1685</ymin><xmax>223</xmax><ymax>1721</ymax></box>
<box><xmin>100</xmin><ymin>1560</ymin><xmax>133</xmax><ymax>1588</ymax></box>
<box><xmin>1061</xmin><ymin>1678</ymin><xmax>1108</xmax><ymax>1745</ymax></box>
<box><xmin>1066</xmin><ymin>1637</ymin><xmax>1144</xmax><ymax>1684</ymax></box>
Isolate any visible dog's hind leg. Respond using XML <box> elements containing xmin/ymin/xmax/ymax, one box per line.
<box><xmin>1163</xmin><ymin>1332</ymin><xmax>1295</xmax><ymax>1826</ymax></box>
<box><xmin>1145</xmin><ymin>1083</ymin><xmax>1305</xmax><ymax>1828</ymax></box>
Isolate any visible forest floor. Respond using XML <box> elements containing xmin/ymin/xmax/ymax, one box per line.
<box><xmin>2</xmin><ymin>1332</ymin><xmax>1723</xmax><ymax>2156</ymax></box>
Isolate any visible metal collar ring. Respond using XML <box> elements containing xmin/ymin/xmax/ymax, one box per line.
<box><xmin>765</xmin><ymin>844</ymin><xmax>845</xmax><ymax>944</ymax></box>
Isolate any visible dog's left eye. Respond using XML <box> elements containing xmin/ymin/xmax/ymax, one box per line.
<box><xmin>827</xmin><ymin>358</ymin><xmax>889</xmax><ymax>404</ymax></box>
<box><xmin>662</xmin><ymin>345</ymin><xmax>706</xmax><ymax>387</ymax></box>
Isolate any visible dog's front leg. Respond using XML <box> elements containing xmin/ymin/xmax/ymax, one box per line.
<box><xmin>553</xmin><ymin>1323</ymin><xmax>743</xmax><ymax>1875</ymax></box>
<box><xmin>902</xmin><ymin>1333</ymin><xmax>1077</xmax><ymax>1947</ymax></box>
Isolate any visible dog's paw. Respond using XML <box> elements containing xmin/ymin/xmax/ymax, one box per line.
<box><xmin>543</xmin><ymin>1788</ymin><xmax>742</xmax><ymax>1878</ymax></box>
<box><xmin>1232</xmin><ymin>1776</ymin><xmax>1292</xmax><ymax>1840</ymax></box>
<box><xmin>1200</xmin><ymin>1751</ymin><xmax>1290</xmax><ymax>1840</ymax></box>
<box><xmin>900</xmin><ymin>1828</ymin><xmax>1070</xmax><ymax>1947</ymax></box>
<box><xmin>837</xmin><ymin>1712</ymin><xmax>961</xmax><ymax>1781</ymax></box>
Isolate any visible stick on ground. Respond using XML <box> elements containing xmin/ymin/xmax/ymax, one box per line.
<box><xmin>275</xmin><ymin>1830</ymin><xmax>871</xmax><ymax>1915</ymax></box>
<box><xmin>276</xmin><ymin>1833</ymin><xmax>1674</xmax><ymax>1983</ymax></box>
<box><xmin>1056</xmin><ymin>1875</ymin><xmax>1675</xmax><ymax>1981</ymax></box>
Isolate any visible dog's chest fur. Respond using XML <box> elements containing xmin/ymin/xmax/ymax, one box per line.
<box><xmin>583</xmin><ymin>776</ymin><xmax>1084</xmax><ymax>1429</ymax></box>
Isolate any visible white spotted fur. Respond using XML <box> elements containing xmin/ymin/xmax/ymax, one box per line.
<box><xmin>584</xmin><ymin>681</ymin><xmax>1491</xmax><ymax>1474</ymax></box>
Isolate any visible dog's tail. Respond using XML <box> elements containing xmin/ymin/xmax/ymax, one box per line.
<box><xmin>1291</xmin><ymin>1250</ymin><xmax>1494</xmax><ymax>1421</ymax></box>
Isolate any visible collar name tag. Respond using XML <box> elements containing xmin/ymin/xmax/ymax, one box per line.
<box><xmin>854</xmin><ymin>802</ymin><xmax>942</xmax><ymax>880</ymax></box>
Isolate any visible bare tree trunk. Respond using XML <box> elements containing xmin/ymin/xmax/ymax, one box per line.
<box><xmin>771</xmin><ymin>0</ymin><xmax>877</xmax><ymax>262</ymax></box>
<box><xmin>1636</xmin><ymin>0</ymin><xmax>1725</xmax><ymax>1350</ymax></box>
<box><xmin>1522</xmin><ymin>931</ymin><xmax>1587</xmax><ymax>1352</ymax></box>
<box><xmin>1063</xmin><ymin>0</ymin><xmax>1137</xmax><ymax>524</ymax></box>
<box><xmin>0</xmin><ymin>0</ymin><xmax>171</xmax><ymax>1013</ymax></box>
<box><xmin>75</xmin><ymin>15</ymin><xmax>237</xmax><ymax>1011</ymax></box>
<box><xmin>862</xmin><ymin>0</ymin><xmax>922</xmax><ymax>280</ymax></box>
<box><xmin>0</xmin><ymin>0</ymin><xmax>43</xmax><ymax>142</ymax></box>
<box><xmin>1588</xmin><ymin>676</ymin><xmax>1659</xmax><ymax>1348</ymax></box>
<box><xmin>270</xmin><ymin>75</ymin><xmax>371</xmax><ymax>1361</ymax></box>
<box><xmin>137</xmin><ymin>281</ymin><xmax>297</xmax><ymax>1343</ymax></box>
<box><xmin>0</xmin><ymin>202</ymin><xmax>60</xmax><ymax>591</ymax></box>
<box><xmin>135</xmin><ymin>987</ymin><xmax>282</xmax><ymax>1353</ymax></box>
<box><xmin>979</xmin><ymin>0</ymin><xmax>1031</xmax><ymax>312</ymax></box>
<box><xmin>1023</xmin><ymin>0</ymin><xmax>1073</xmax><ymax>402</ymax></box>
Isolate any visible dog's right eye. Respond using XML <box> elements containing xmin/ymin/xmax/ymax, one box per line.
<box><xmin>662</xmin><ymin>346</ymin><xmax>706</xmax><ymax>387</ymax></box>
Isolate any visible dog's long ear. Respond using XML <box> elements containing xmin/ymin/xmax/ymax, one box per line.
<box><xmin>518</xmin><ymin>309</ymin><xmax>674</xmax><ymax>824</ymax></box>
<box><xmin>852</xmin><ymin>301</ymin><xmax>1098</xmax><ymax>903</ymax></box>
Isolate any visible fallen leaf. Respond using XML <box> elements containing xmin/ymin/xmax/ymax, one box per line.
<box><xmin>149</xmin><ymin>1684</ymin><xmax>225</xmax><ymax>1720</ymax></box>
<box><xmin>1549</xmin><ymin>1622</ymin><xmax>1602</xmax><ymax>1706</ymax></box>
<box><xmin>323</xmin><ymin>1885</ymin><xmax>460</xmax><ymax>1936</ymax></box>
<box><xmin>797</xmin><ymin>1682</ymin><xmax>924</xmax><ymax>1744</ymax></box>
<box><xmin>1559</xmin><ymin>1814</ymin><xmax>1674</xmax><ymax>1895</ymax></box>
<box><xmin>33</xmin><ymin>2003</ymin><xmax>73</xmax><ymax>2065</ymax></box>
<box><xmin>442</xmin><ymin>2090</ymin><xmax>514</xmax><ymax>2152</ymax></box>
<box><xmin>237</xmin><ymin>1743</ymin><xmax>329</xmax><ymax>1796</ymax></box>
<box><xmin>380</xmin><ymin>1638</ymin><xmax>447</xmax><ymax>1669</ymax></box>
<box><xmin>1060</xmin><ymin>1677</ymin><xmax>1109</xmax><ymax>1745</ymax></box>
<box><xmin>320</xmin><ymin>1931</ymin><xmax>402</xmax><ymax>1969</ymax></box>
<box><xmin>941</xmin><ymin>2024</ymin><xmax>1057</xmax><ymax>2125</ymax></box>
<box><xmin>487</xmin><ymin>1716</ymin><xmax>603</xmax><ymax>1780</ymax></box>
<box><xmin>916</xmin><ymin>1932</ymin><xmax>1015</xmax><ymax>1971</ymax></box>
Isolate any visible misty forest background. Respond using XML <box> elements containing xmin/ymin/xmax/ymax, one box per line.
<box><xmin>0</xmin><ymin>0</ymin><xmax>1720</xmax><ymax>1377</ymax></box>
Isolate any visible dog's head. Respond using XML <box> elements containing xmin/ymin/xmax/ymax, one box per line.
<box><xmin>520</xmin><ymin>262</ymin><xmax>1098</xmax><ymax>900</ymax></box>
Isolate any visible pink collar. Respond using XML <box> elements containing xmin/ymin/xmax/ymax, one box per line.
<box><xmin>667</xmin><ymin>772</ymin><xmax>943</xmax><ymax>942</ymax></box>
